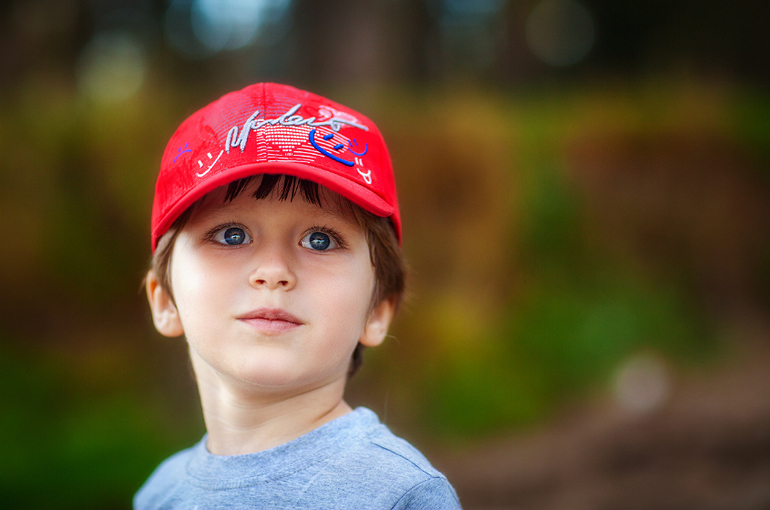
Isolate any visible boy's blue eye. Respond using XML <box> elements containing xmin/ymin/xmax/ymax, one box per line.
<box><xmin>212</xmin><ymin>226</ymin><xmax>251</xmax><ymax>245</ymax></box>
<box><xmin>301</xmin><ymin>231</ymin><xmax>338</xmax><ymax>251</ymax></box>
<box><xmin>224</xmin><ymin>228</ymin><xmax>247</xmax><ymax>245</ymax></box>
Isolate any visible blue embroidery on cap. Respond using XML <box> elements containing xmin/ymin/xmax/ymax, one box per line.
<box><xmin>349</xmin><ymin>139</ymin><xmax>368</xmax><ymax>156</ymax></box>
<box><xmin>309</xmin><ymin>129</ymin><xmax>354</xmax><ymax>166</ymax></box>
<box><xmin>173</xmin><ymin>143</ymin><xmax>192</xmax><ymax>163</ymax></box>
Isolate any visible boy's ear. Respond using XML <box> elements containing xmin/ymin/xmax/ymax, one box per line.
<box><xmin>359</xmin><ymin>298</ymin><xmax>395</xmax><ymax>348</ymax></box>
<box><xmin>146</xmin><ymin>270</ymin><xmax>184</xmax><ymax>337</ymax></box>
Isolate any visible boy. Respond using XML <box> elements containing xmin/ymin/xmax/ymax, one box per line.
<box><xmin>135</xmin><ymin>83</ymin><xmax>460</xmax><ymax>509</ymax></box>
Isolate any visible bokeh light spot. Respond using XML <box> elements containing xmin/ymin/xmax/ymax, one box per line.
<box><xmin>164</xmin><ymin>0</ymin><xmax>291</xmax><ymax>57</ymax></box>
<box><xmin>442</xmin><ymin>0</ymin><xmax>508</xmax><ymax>17</ymax></box>
<box><xmin>525</xmin><ymin>0</ymin><xmax>595</xmax><ymax>67</ymax></box>
<box><xmin>613</xmin><ymin>354</ymin><xmax>670</xmax><ymax>413</ymax></box>
<box><xmin>77</xmin><ymin>31</ymin><xmax>146</xmax><ymax>102</ymax></box>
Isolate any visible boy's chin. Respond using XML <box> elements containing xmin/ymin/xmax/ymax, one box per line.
<box><xmin>188</xmin><ymin>346</ymin><xmax>351</xmax><ymax>398</ymax></box>
<box><xmin>204</xmin><ymin>359</ymin><xmax>348</xmax><ymax>395</ymax></box>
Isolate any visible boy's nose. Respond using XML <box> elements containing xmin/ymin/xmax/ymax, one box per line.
<box><xmin>248</xmin><ymin>251</ymin><xmax>297</xmax><ymax>291</ymax></box>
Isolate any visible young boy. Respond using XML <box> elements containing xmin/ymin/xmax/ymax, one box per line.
<box><xmin>135</xmin><ymin>83</ymin><xmax>461</xmax><ymax>509</ymax></box>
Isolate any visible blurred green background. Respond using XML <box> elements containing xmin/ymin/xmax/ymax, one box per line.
<box><xmin>1</xmin><ymin>0</ymin><xmax>769</xmax><ymax>508</ymax></box>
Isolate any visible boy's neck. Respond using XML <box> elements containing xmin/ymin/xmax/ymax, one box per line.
<box><xmin>190</xmin><ymin>350</ymin><xmax>353</xmax><ymax>456</ymax></box>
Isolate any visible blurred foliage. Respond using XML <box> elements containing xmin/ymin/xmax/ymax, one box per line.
<box><xmin>1</xmin><ymin>342</ymin><xmax>167</xmax><ymax>508</ymax></box>
<box><xmin>350</xmin><ymin>81</ymin><xmax>759</xmax><ymax>446</ymax></box>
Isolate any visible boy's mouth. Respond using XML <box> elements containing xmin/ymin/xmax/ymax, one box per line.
<box><xmin>237</xmin><ymin>308</ymin><xmax>303</xmax><ymax>333</ymax></box>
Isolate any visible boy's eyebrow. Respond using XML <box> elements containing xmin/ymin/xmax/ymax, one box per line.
<box><xmin>311</xmin><ymin>201</ymin><xmax>359</xmax><ymax>226</ymax></box>
<box><xmin>199</xmin><ymin>191</ymin><xmax>360</xmax><ymax>228</ymax></box>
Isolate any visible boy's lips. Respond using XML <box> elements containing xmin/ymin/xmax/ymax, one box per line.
<box><xmin>237</xmin><ymin>308</ymin><xmax>303</xmax><ymax>333</ymax></box>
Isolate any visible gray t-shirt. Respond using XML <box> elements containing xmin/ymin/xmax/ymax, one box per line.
<box><xmin>134</xmin><ymin>407</ymin><xmax>461</xmax><ymax>509</ymax></box>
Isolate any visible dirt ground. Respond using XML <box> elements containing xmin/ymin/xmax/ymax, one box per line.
<box><xmin>435</xmin><ymin>319</ymin><xmax>770</xmax><ymax>510</ymax></box>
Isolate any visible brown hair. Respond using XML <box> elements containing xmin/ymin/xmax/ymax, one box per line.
<box><xmin>150</xmin><ymin>174</ymin><xmax>406</xmax><ymax>376</ymax></box>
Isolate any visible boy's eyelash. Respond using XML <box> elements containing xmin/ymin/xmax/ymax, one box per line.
<box><xmin>203</xmin><ymin>222</ymin><xmax>243</xmax><ymax>242</ymax></box>
<box><xmin>306</xmin><ymin>225</ymin><xmax>347</xmax><ymax>249</ymax></box>
<box><xmin>202</xmin><ymin>223</ymin><xmax>347</xmax><ymax>248</ymax></box>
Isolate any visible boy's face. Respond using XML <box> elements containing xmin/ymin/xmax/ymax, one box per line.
<box><xmin>147</xmin><ymin>179</ymin><xmax>393</xmax><ymax>394</ymax></box>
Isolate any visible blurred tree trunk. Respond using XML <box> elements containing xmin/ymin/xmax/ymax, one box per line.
<box><xmin>291</xmin><ymin>0</ymin><xmax>431</xmax><ymax>84</ymax></box>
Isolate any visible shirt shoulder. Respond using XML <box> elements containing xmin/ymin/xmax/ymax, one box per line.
<box><xmin>133</xmin><ymin>443</ymin><xmax>197</xmax><ymax>510</ymax></box>
<box><xmin>298</xmin><ymin>415</ymin><xmax>461</xmax><ymax>509</ymax></box>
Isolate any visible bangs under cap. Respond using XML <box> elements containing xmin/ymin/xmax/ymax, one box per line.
<box><xmin>151</xmin><ymin>82</ymin><xmax>401</xmax><ymax>251</ymax></box>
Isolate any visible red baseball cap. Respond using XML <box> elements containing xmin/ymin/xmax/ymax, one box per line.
<box><xmin>151</xmin><ymin>82</ymin><xmax>400</xmax><ymax>251</ymax></box>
